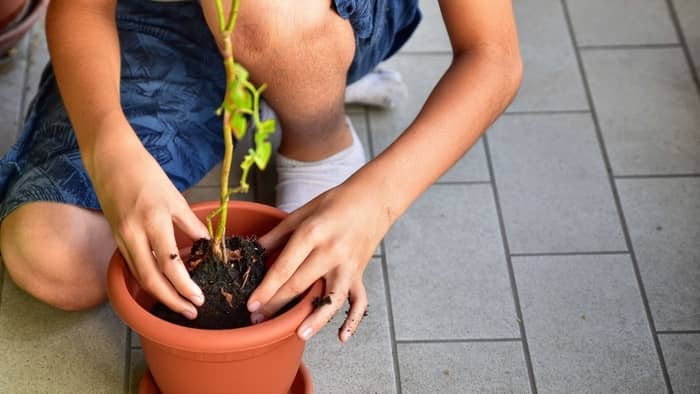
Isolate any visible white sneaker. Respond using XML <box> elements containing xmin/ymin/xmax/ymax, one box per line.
<box><xmin>344</xmin><ymin>66</ymin><xmax>407</xmax><ymax>108</ymax></box>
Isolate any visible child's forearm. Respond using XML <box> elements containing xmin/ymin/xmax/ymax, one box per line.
<box><xmin>46</xmin><ymin>0</ymin><xmax>133</xmax><ymax>177</ymax></box>
<box><xmin>352</xmin><ymin>47</ymin><xmax>523</xmax><ymax>225</ymax></box>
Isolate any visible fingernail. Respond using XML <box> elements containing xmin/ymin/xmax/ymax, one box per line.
<box><xmin>182</xmin><ymin>306</ymin><xmax>197</xmax><ymax>320</ymax></box>
<box><xmin>251</xmin><ymin>312</ymin><xmax>265</xmax><ymax>324</ymax></box>
<box><xmin>192</xmin><ymin>294</ymin><xmax>205</xmax><ymax>306</ymax></box>
<box><xmin>299</xmin><ymin>325</ymin><xmax>313</xmax><ymax>340</ymax></box>
<box><xmin>248</xmin><ymin>300</ymin><xmax>261</xmax><ymax>312</ymax></box>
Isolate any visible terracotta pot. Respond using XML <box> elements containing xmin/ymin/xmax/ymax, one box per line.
<box><xmin>108</xmin><ymin>201</ymin><xmax>323</xmax><ymax>394</ymax></box>
<box><xmin>0</xmin><ymin>0</ymin><xmax>48</xmax><ymax>57</ymax></box>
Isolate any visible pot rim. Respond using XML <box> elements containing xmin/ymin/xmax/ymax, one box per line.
<box><xmin>107</xmin><ymin>200</ymin><xmax>324</xmax><ymax>354</ymax></box>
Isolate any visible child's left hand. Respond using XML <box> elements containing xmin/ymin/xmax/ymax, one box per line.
<box><xmin>247</xmin><ymin>179</ymin><xmax>390</xmax><ymax>342</ymax></box>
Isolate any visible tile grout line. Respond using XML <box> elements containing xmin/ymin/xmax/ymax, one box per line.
<box><xmin>560</xmin><ymin>1</ymin><xmax>673</xmax><ymax>392</ymax></box>
<box><xmin>123</xmin><ymin>328</ymin><xmax>133</xmax><ymax>394</ymax></box>
<box><xmin>665</xmin><ymin>0</ymin><xmax>700</xmax><ymax>97</ymax></box>
<box><xmin>482</xmin><ymin>134</ymin><xmax>538</xmax><ymax>394</ymax></box>
<box><xmin>511</xmin><ymin>251</ymin><xmax>628</xmax><ymax>257</ymax></box>
<box><xmin>483</xmin><ymin>134</ymin><xmax>538</xmax><ymax>393</ymax></box>
<box><xmin>365</xmin><ymin>107</ymin><xmax>402</xmax><ymax>394</ymax></box>
<box><xmin>579</xmin><ymin>43</ymin><xmax>680</xmax><ymax>51</ymax></box>
<box><xmin>379</xmin><ymin>242</ymin><xmax>403</xmax><ymax>394</ymax></box>
<box><xmin>397</xmin><ymin>338</ymin><xmax>522</xmax><ymax>344</ymax></box>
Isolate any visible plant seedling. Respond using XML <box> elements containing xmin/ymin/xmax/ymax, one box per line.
<box><xmin>152</xmin><ymin>0</ymin><xmax>276</xmax><ymax>329</ymax></box>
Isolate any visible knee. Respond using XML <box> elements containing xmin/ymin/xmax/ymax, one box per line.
<box><xmin>208</xmin><ymin>1</ymin><xmax>355</xmax><ymax>71</ymax></box>
<box><xmin>0</xmin><ymin>207</ymin><xmax>109</xmax><ymax>312</ymax></box>
<box><xmin>237</xmin><ymin>3</ymin><xmax>337</xmax><ymax>52</ymax></box>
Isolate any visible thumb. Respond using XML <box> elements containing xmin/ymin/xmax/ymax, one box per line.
<box><xmin>259</xmin><ymin>213</ymin><xmax>301</xmax><ymax>251</ymax></box>
<box><xmin>260</xmin><ymin>196</ymin><xmax>322</xmax><ymax>250</ymax></box>
<box><xmin>173</xmin><ymin>201</ymin><xmax>210</xmax><ymax>241</ymax></box>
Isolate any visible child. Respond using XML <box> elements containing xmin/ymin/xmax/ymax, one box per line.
<box><xmin>0</xmin><ymin>0</ymin><xmax>521</xmax><ymax>342</ymax></box>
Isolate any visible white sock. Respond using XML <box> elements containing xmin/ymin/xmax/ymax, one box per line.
<box><xmin>275</xmin><ymin>117</ymin><xmax>367</xmax><ymax>212</ymax></box>
<box><xmin>344</xmin><ymin>66</ymin><xmax>408</xmax><ymax>108</ymax></box>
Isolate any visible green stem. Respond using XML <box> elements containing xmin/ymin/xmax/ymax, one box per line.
<box><xmin>215</xmin><ymin>84</ymin><xmax>233</xmax><ymax>245</ymax></box>
<box><xmin>213</xmin><ymin>0</ymin><xmax>241</xmax><ymax>255</ymax></box>
<box><xmin>225</xmin><ymin>0</ymin><xmax>241</xmax><ymax>34</ymax></box>
<box><xmin>234</xmin><ymin>82</ymin><xmax>266</xmax><ymax>190</ymax></box>
<box><xmin>210</xmin><ymin>0</ymin><xmax>275</xmax><ymax>258</ymax></box>
<box><xmin>214</xmin><ymin>0</ymin><xmax>226</xmax><ymax>35</ymax></box>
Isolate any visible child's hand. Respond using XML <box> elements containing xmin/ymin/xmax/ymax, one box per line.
<box><xmin>91</xmin><ymin>135</ymin><xmax>210</xmax><ymax>319</ymax></box>
<box><xmin>247</xmin><ymin>180</ymin><xmax>391</xmax><ymax>342</ymax></box>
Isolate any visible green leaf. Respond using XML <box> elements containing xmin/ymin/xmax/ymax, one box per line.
<box><xmin>257</xmin><ymin>119</ymin><xmax>275</xmax><ymax>135</ymax></box>
<box><xmin>234</xmin><ymin>63</ymin><xmax>249</xmax><ymax>81</ymax></box>
<box><xmin>254</xmin><ymin>142</ymin><xmax>272</xmax><ymax>170</ymax></box>
<box><xmin>227</xmin><ymin>80</ymin><xmax>252</xmax><ymax>111</ymax></box>
<box><xmin>230</xmin><ymin>112</ymin><xmax>247</xmax><ymax>139</ymax></box>
<box><xmin>241</xmin><ymin>152</ymin><xmax>255</xmax><ymax>169</ymax></box>
<box><xmin>254</xmin><ymin>120</ymin><xmax>275</xmax><ymax>147</ymax></box>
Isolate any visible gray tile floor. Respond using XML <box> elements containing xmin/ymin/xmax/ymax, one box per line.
<box><xmin>1</xmin><ymin>1</ymin><xmax>698</xmax><ymax>393</ymax></box>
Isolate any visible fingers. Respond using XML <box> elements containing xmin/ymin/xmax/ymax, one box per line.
<box><xmin>247</xmin><ymin>225</ymin><xmax>316</xmax><ymax>313</ymax></box>
<box><xmin>251</xmin><ymin>249</ymin><xmax>326</xmax><ymax>323</ymax></box>
<box><xmin>257</xmin><ymin>209</ymin><xmax>305</xmax><ymax>251</ymax></box>
<box><xmin>122</xmin><ymin>229</ymin><xmax>198</xmax><ymax>320</ymax></box>
<box><xmin>339</xmin><ymin>280</ymin><xmax>368</xmax><ymax>342</ymax></box>
<box><xmin>173</xmin><ymin>198</ymin><xmax>210</xmax><ymax>241</ymax></box>
<box><xmin>147</xmin><ymin>217</ymin><xmax>204</xmax><ymax>307</ymax></box>
<box><xmin>296</xmin><ymin>274</ymin><xmax>351</xmax><ymax>341</ymax></box>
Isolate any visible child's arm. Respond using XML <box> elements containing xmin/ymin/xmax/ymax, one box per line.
<box><xmin>248</xmin><ymin>0</ymin><xmax>523</xmax><ymax>341</ymax></box>
<box><xmin>46</xmin><ymin>0</ymin><xmax>209</xmax><ymax>318</ymax></box>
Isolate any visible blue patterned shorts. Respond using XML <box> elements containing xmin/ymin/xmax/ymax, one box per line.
<box><xmin>0</xmin><ymin>0</ymin><xmax>420</xmax><ymax>220</ymax></box>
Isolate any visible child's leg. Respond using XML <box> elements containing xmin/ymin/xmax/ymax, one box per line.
<box><xmin>202</xmin><ymin>0</ymin><xmax>421</xmax><ymax>211</ymax></box>
<box><xmin>0</xmin><ymin>203</ymin><xmax>115</xmax><ymax>311</ymax></box>
<box><xmin>202</xmin><ymin>0</ymin><xmax>357</xmax><ymax>162</ymax></box>
<box><xmin>201</xmin><ymin>0</ymin><xmax>360</xmax><ymax>213</ymax></box>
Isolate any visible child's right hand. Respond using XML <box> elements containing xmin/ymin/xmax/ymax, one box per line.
<box><xmin>46</xmin><ymin>0</ymin><xmax>208</xmax><ymax>319</ymax></box>
<box><xmin>90</xmin><ymin>124</ymin><xmax>209</xmax><ymax>319</ymax></box>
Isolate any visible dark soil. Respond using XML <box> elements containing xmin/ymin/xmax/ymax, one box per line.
<box><xmin>152</xmin><ymin>236</ymin><xmax>267</xmax><ymax>329</ymax></box>
<box><xmin>312</xmin><ymin>295</ymin><xmax>332</xmax><ymax>308</ymax></box>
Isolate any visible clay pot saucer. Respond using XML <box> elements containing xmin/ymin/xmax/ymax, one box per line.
<box><xmin>139</xmin><ymin>362</ymin><xmax>314</xmax><ymax>394</ymax></box>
